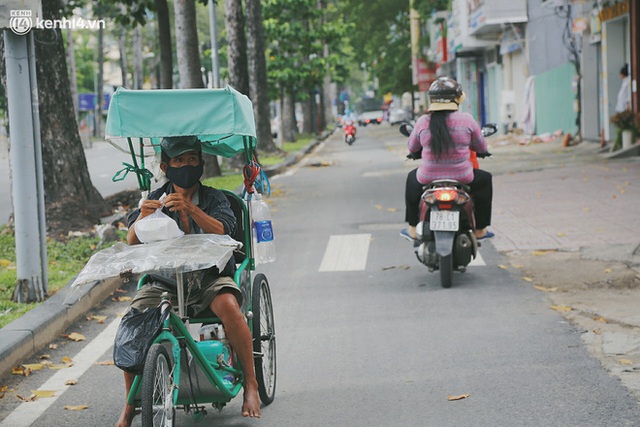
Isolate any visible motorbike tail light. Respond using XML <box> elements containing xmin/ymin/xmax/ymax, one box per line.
<box><xmin>365</xmin><ymin>119</ymin><xmax>371</xmax><ymax>124</ymax></box>
<box><xmin>434</xmin><ymin>189</ymin><xmax>457</xmax><ymax>202</ymax></box>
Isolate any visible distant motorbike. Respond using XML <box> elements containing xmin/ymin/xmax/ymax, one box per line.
<box><xmin>400</xmin><ymin>122</ymin><xmax>497</xmax><ymax>288</ymax></box>
<box><xmin>343</xmin><ymin>120</ymin><xmax>357</xmax><ymax>145</ymax></box>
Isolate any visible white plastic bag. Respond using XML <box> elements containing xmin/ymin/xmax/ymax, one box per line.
<box><xmin>134</xmin><ymin>208</ymin><xmax>184</xmax><ymax>243</ymax></box>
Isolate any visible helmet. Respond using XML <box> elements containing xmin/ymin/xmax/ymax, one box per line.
<box><xmin>428</xmin><ymin>77</ymin><xmax>463</xmax><ymax>112</ymax></box>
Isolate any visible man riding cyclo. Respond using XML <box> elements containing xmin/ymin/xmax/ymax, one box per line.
<box><xmin>114</xmin><ymin>136</ymin><xmax>261</xmax><ymax>427</ymax></box>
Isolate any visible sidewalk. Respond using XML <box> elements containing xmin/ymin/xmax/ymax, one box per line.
<box><xmin>485</xmin><ymin>137</ymin><xmax>640</xmax><ymax>398</ymax></box>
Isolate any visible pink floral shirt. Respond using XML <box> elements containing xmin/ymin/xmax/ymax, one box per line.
<box><xmin>408</xmin><ymin>111</ymin><xmax>487</xmax><ymax>184</ymax></box>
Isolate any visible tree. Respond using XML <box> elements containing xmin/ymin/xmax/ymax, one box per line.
<box><xmin>224</xmin><ymin>0</ymin><xmax>249</xmax><ymax>95</ymax></box>
<box><xmin>35</xmin><ymin>0</ymin><xmax>111</xmax><ymax>235</ymax></box>
<box><xmin>175</xmin><ymin>0</ymin><xmax>223</xmax><ymax>177</ymax></box>
<box><xmin>155</xmin><ymin>0</ymin><xmax>173</xmax><ymax>88</ymax></box>
<box><xmin>246</xmin><ymin>0</ymin><xmax>278</xmax><ymax>153</ymax></box>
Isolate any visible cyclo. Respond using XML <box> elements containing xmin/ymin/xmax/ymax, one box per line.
<box><xmin>72</xmin><ymin>86</ymin><xmax>276</xmax><ymax>425</ymax></box>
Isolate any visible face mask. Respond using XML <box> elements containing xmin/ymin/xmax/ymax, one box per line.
<box><xmin>165</xmin><ymin>164</ymin><xmax>203</xmax><ymax>189</ymax></box>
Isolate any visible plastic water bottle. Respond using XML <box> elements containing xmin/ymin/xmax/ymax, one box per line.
<box><xmin>251</xmin><ymin>193</ymin><xmax>276</xmax><ymax>264</ymax></box>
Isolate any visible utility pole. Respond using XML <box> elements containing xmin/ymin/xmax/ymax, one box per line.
<box><xmin>2</xmin><ymin>8</ymin><xmax>48</xmax><ymax>302</ymax></box>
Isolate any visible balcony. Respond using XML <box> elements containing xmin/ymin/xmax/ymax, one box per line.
<box><xmin>468</xmin><ymin>0</ymin><xmax>528</xmax><ymax>40</ymax></box>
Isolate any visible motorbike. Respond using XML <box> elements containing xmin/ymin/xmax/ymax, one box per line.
<box><xmin>400</xmin><ymin>122</ymin><xmax>497</xmax><ymax>288</ymax></box>
<box><xmin>343</xmin><ymin>120</ymin><xmax>357</xmax><ymax>145</ymax></box>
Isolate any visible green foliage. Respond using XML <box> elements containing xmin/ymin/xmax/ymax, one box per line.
<box><xmin>263</xmin><ymin>0</ymin><xmax>355</xmax><ymax>100</ymax></box>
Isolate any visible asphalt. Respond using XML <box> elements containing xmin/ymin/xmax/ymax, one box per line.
<box><xmin>1</xmin><ymin>127</ymin><xmax>639</xmax><ymax>398</ymax></box>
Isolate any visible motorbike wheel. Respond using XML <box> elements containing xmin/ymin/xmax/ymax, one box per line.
<box><xmin>439</xmin><ymin>254</ymin><xmax>453</xmax><ymax>288</ymax></box>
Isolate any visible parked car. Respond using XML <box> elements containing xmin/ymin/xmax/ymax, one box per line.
<box><xmin>389</xmin><ymin>108</ymin><xmax>412</xmax><ymax>125</ymax></box>
<box><xmin>357</xmin><ymin>110</ymin><xmax>384</xmax><ymax>126</ymax></box>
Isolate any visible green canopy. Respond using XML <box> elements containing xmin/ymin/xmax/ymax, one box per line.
<box><xmin>105</xmin><ymin>86</ymin><xmax>257</xmax><ymax>158</ymax></box>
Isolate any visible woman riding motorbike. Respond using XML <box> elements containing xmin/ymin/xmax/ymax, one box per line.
<box><xmin>401</xmin><ymin>76</ymin><xmax>494</xmax><ymax>242</ymax></box>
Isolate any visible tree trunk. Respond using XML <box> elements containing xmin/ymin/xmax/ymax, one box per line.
<box><xmin>174</xmin><ymin>0</ymin><xmax>205</xmax><ymax>88</ymax></box>
<box><xmin>246</xmin><ymin>0</ymin><xmax>278</xmax><ymax>153</ymax></box>
<box><xmin>156</xmin><ymin>0</ymin><xmax>173</xmax><ymax>89</ymax></box>
<box><xmin>303</xmin><ymin>95</ymin><xmax>313</xmax><ymax>134</ymax></box>
<box><xmin>224</xmin><ymin>0</ymin><xmax>249</xmax><ymax>95</ymax></box>
<box><xmin>174</xmin><ymin>0</ymin><xmax>221</xmax><ymax>177</ymax></box>
<box><xmin>35</xmin><ymin>0</ymin><xmax>110</xmax><ymax>236</ymax></box>
<box><xmin>118</xmin><ymin>28</ymin><xmax>129</xmax><ymax>88</ymax></box>
<box><xmin>282</xmin><ymin>90</ymin><xmax>297</xmax><ymax>143</ymax></box>
<box><xmin>133</xmin><ymin>26</ymin><xmax>143</xmax><ymax>89</ymax></box>
<box><xmin>65</xmin><ymin>28</ymin><xmax>78</xmax><ymax>122</ymax></box>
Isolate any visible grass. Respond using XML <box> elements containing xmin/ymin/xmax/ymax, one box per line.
<box><xmin>0</xmin><ymin>226</ymin><xmax>128</xmax><ymax>328</ymax></box>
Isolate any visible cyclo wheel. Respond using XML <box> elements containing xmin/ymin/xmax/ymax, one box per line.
<box><xmin>440</xmin><ymin>254</ymin><xmax>453</xmax><ymax>288</ymax></box>
<box><xmin>141</xmin><ymin>344</ymin><xmax>175</xmax><ymax>427</ymax></box>
<box><xmin>252</xmin><ymin>273</ymin><xmax>276</xmax><ymax>405</ymax></box>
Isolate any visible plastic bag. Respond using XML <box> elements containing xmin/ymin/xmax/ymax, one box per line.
<box><xmin>113</xmin><ymin>304</ymin><xmax>170</xmax><ymax>374</ymax></box>
<box><xmin>135</xmin><ymin>208</ymin><xmax>184</xmax><ymax>243</ymax></box>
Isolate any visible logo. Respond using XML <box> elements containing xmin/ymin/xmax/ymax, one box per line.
<box><xmin>10</xmin><ymin>10</ymin><xmax>32</xmax><ymax>35</ymax></box>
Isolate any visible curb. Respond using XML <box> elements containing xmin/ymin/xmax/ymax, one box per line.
<box><xmin>0</xmin><ymin>129</ymin><xmax>335</xmax><ymax>379</ymax></box>
<box><xmin>0</xmin><ymin>276</ymin><xmax>124</xmax><ymax>378</ymax></box>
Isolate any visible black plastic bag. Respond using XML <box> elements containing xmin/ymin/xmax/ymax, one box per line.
<box><xmin>113</xmin><ymin>305</ymin><xmax>170</xmax><ymax>374</ymax></box>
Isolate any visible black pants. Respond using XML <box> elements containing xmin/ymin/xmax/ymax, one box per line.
<box><xmin>405</xmin><ymin>168</ymin><xmax>493</xmax><ymax>229</ymax></box>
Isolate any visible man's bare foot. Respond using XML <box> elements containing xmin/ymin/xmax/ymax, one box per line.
<box><xmin>114</xmin><ymin>404</ymin><xmax>136</xmax><ymax>427</ymax></box>
<box><xmin>242</xmin><ymin>384</ymin><xmax>261</xmax><ymax>418</ymax></box>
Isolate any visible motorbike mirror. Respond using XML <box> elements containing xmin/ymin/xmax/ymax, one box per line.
<box><xmin>481</xmin><ymin>123</ymin><xmax>498</xmax><ymax>137</ymax></box>
<box><xmin>399</xmin><ymin>123</ymin><xmax>413</xmax><ymax>137</ymax></box>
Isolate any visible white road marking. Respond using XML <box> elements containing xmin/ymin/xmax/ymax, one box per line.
<box><xmin>469</xmin><ymin>251</ymin><xmax>486</xmax><ymax>266</ymax></box>
<box><xmin>319</xmin><ymin>234</ymin><xmax>371</xmax><ymax>272</ymax></box>
<box><xmin>0</xmin><ymin>316</ymin><xmax>121</xmax><ymax>427</ymax></box>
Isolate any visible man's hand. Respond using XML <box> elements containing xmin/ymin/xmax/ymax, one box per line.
<box><xmin>163</xmin><ymin>193</ymin><xmax>195</xmax><ymax>215</ymax></box>
<box><xmin>138</xmin><ymin>199</ymin><xmax>163</xmax><ymax>219</ymax></box>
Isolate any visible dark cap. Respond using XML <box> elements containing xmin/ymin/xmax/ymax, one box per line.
<box><xmin>160</xmin><ymin>136</ymin><xmax>201</xmax><ymax>158</ymax></box>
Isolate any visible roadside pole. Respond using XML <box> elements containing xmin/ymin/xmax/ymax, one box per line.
<box><xmin>3</xmin><ymin>29</ymin><xmax>47</xmax><ymax>302</ymax></box>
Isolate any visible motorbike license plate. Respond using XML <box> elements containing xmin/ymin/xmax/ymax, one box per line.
<box><xmin>429</xmin><ymin>211</ymin><xmax>460</xmax><ymax>231</ymax></box>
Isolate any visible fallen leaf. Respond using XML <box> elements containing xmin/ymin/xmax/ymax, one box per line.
<box><xmin>604</xmin><ymin>268</ymin><xmax>612</xmax><ymax>274</ymax></box>
<box><xmin>61</xmin><ymin>356</ymin><xmax>74</xmax><ymax>365</ymax></box>
<box><xmin>38</xmin><ymin>354</ymin><xmax>51</xmax><ymax>360</ymax></box>
<box><xmin>532</xmin><ymin>250</ymin><xmax>553</xmax><ymax>256</ymax></box>
<box><xmin>582</xmin><ymin>207</ymin><xmax>591</xmax><ymax>213</ymax></box>
<box><xmin>533</xmin><ymin>285</ymin><xmax>557</xmax><ymax>292</ymax></box>
<box><xmin>374</xmin><ymin>204</ymin><xmax>383</xmax><ymax>210</ymax></box>
<box><xmin>16</xmin><ymin>394</ymin><xmax>37</xmax><ymax>402</ymax></box>
<box><xmin>65</xmin><ymin>379</ymin><xmax>78</xmax><ymax>386</ymax></box>
<box><xmin>386</xmin><ymin>207</ymin><xmax>398</xmax><ymax>212</ymax></box>
<box><xmin>47</xmin><ymin>364</ymin><xmax>71</xmax><ymax>370</ymax></box>
<box><xmin>498</xmin><ymin>265</ymin><xmax>509</xmax><ymax>270</ymax></box>
<box><xmin>618</xmin><ymin>359</ymin><xmax>634</xmax><ymax>365</ymax></box>
<box><xmin>22</xmin><ymin>363</ymin><xmax>44</xmax><ymax>371</ymax></box>
<box><xmin>114</xmin><ymin>288</ymin><xmax>127</xmax><ymax>293</ymax></box>
<box><xmin>112</xmin><ymin>296</ymin><xmax>132</xmax><ymax>302</ymax></box>
<box><xmin>594</xmin><ymin>316</ymin><xmax>607</xmax><ymax>323</ymax></box>
<box><xmin>448</xmin><ymin>394</ymin><xmax>470</xmax><ymax>401</ymax></box>
<box><xmin>0</xmin><ymin>259</ymin><xmax>11</xmax><ymax>268</ymax></box>
<box><xmin>32</xmin><ymin>390</ymin><xmax>56</xmax><ymax>398</ymax></box>
<box><xmin>556</xmin><ymin>232</ymin><xmax>566</xmax><ymax>237</ymax></box>
<box><xmin>11</xmin><ymin>366</ymin><xmax>31</xmax><ymax>377</ymax></box>
<box><xmin>522</xmin><ymin>277</ymin><xmax>534</xmax><ymax>282</ymax></box>
<box><xmin>0</xmin><ymin>386</ymin><xmax>7</xmax><ymax>393</ymax></box>
<box><xmin>64</xmin><ymin>405</ymin><xmax>89</xmax><ymax>411</ymax></box>
<box><xmin>550</xmin><ymin>305</ymin><xmax>572</xmax><ymax>312</ymax></box>
<box><xmin>49</xmin><ymin>344</ymin><xmax>58</xmax><ymax>350</ymax></box>
<box><xmin>512</xmin><ymin>264</ymin><xmax>524</xmax><ymax>269</ymax></box>
<box><xmin>66</xmin><ymin>332</ymin><xmax>86</xmax><ymax>342</ymax></box>
<box><xmin>96</xmin><ymin>360</ymin><xmax>115</xmax><ymax>366</ymax></box>
<box><xmin>90</xmin><ymin>315</ymin><xmax>107</xmax><ymax>323</ymax></box>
